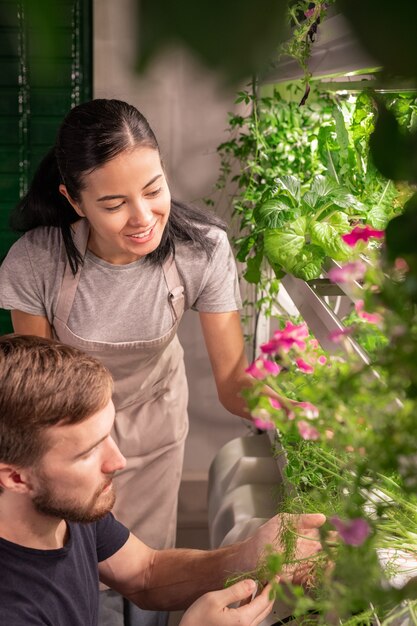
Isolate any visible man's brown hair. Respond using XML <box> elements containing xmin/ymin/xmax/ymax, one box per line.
<box><xmin>0</xmin><ymin>334</ymin><xmax>113</xmax><ymax>468</ymax></box>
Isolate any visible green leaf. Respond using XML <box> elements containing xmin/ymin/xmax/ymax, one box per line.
<box><xmin>285</xmin><ymin>244</ymin><xmax>325</xmax><ymax>280</ymax></box>
<box><xmin>243</xmin><ymin>247</ymin><xmax>264</xmax><ymax>284</ymax></box>
<box><xmin>327</xmin><ymin>212</ymin><xmax>350</xmax><ymax>231</ymax></box>
<box><xmin>333</xmin><ymin>103</ymin><xmax>351</xmax><ymax>158</ymax></box>
<box><xmin>318</xmin><ymin>126</ymin><xmax>340</xmax><ymax>184</ymax></box>
<box><xmin>263</xmin><ymin>217</ymin><xmax>307</xmax><ymax>269</ymax></box>
<box><xmin>235</xmin><ymin>235</ymin><xmax>256</xmax><ymax>262</ymax></box>
<box><xmin>329</xmin><ymin>189</ymin><xmax>368</xmax><ymax>214</ymax></box>
<box><xmin>253</xmin><ymin>199</ymin><xmax>295</xmax><ymax>228</ymax></box>
<box><xmin>273</xmin><ymin>175</ymin><xmax>301</xmax><ymax>205</ymax></box>
<box><xmin>367</xmin><ymin>205</ymin><xmax>388</xmax><ymax>230</ymax></box>
<box><xmin>310</xmin><ymin>175</ymin><xmax>338</xmax><ymax>199</ymax></box>
<box><xmin>310</xmin><ymin>220</ymin><xmax>351</xmax><ymax>261</ymax></box>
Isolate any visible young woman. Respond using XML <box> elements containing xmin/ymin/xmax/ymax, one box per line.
<box><xmin>0</xmin><ymin>98</ymin><xmax>266</xmax><ymax>625</ymax></box>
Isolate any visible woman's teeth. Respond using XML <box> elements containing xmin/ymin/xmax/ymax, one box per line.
<box><xmin>130</xmin><ymin>227</ymin><xmax>152</xmax><ymax>238</ymax></box>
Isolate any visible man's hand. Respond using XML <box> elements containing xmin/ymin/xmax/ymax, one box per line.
<box><xmin>180</xmin><ymin>579</ymin><xmax>274</xmax><ymax>626</ymax></box>
<box><xmin>240</xmin><ymin>513</ymin><xmax>326</xmax><ymax>586</ymax></box>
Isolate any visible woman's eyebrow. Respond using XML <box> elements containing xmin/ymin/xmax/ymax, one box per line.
<box><xmin>96</xmin><ymin>174</ymin><xmax>162</xmax><ymax>202</ymax></box>
<box><xmin>97</xmin><ymin>194</ymin><xmax>127</xmax><ymax>201</ymax></box>
<box><xmin>142</xmin><ymin>174</ymin><xmax>162</xmax><ymax>190</ymax></box>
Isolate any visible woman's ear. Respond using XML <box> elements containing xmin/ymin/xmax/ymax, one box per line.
<box><xmin>59</xmin><ymin>184</ymin><xmax>85</xmax><ymax>218</ymax></box>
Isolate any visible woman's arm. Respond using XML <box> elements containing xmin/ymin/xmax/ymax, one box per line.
<box><xmin>199</xmin><ymin>311</ymin><xmax>253</xmax><ymax>419</ymax></box>
<box><xmin>11</xmin><ymin>310</ymin><xmax>53</xmax><ymax>338</ymax></box>
<box><xmin>199</xmin><ymin>311</ymin><xmax>285</xmax><ymax>420</ymax></box>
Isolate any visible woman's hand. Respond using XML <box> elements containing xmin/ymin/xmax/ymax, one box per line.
<box><xmin>180</xmin><ymin>579</ymin><xmax>274</xmax><ymax>626</ymax></box>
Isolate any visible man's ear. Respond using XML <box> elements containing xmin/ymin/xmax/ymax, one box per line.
<box><xmin>59</xmin><ymin>184</ymin><xmax>85</xmax><ymax>218</ymax></box>
<box><xmin>0</xmin><ymin>464</ymin><xmax>33</xmax><ymax>494</ymax></box>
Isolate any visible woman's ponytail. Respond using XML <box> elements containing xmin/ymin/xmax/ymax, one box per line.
<box><xmin>10</xmin><ymin>149</ymin><xmax>83</xmax><ymax>275</ymax></box>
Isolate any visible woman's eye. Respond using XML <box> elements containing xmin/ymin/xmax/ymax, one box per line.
<box><xmin>104</xmin><ymin>202</ymin><xmax>124</xmax><ymax>212</ymax></box>
<box><xmin>146</xmin><ymin>188</ymin><xmax>162</xmax><ymax>198</ymax></box>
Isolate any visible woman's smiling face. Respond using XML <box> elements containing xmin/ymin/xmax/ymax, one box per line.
<box><xmin>60</xmin><ymin>146</ymin><xmax>171</xmax><ymax>264</ymax></box>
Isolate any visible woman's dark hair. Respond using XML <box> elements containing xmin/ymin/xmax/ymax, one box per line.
<box><xmin>10</xmin><ymin>99</ymin><xmax>226</xmax><ymax>274</ymax></box>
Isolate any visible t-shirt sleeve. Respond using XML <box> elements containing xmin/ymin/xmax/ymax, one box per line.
<box><xmin>0</xmin><ymin>236</ymin><xmax>47</xmax><ymax>317</ymax></box>
<box><xmin>192</xmin><ymin>230</ymin><xmax>242</xmax><ymax>312</ymax></box>
<box><xmin>95</xmin><ymin>513</ymin><xmax>130</xmax><ymax>562</ymax></box>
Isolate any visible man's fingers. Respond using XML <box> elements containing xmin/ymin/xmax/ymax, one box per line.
<box><xmin>221</xmin><ymin>579</ymin><xmax>258</xmax><ymax>605</ymax></box>
<box><xmin>295</xmin><ymin>513</ymin><xmax>326</xmax><ymax>529</ymax></box>
<box><xmin>237</xmin><ymin>583</ymin><xmax>275</xmax><ymax>624</ymax></box>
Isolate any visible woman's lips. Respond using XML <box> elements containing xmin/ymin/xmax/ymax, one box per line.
<box><xmin>125</xmin><ymin>223</ymin><xmax>156</xmax><ymax>243</ymax></box>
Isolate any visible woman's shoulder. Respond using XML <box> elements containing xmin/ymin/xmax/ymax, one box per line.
<box><xmin>11</xmin><ymin>226</ymin><xmax>64</xmax><ymax>258</ymax></box>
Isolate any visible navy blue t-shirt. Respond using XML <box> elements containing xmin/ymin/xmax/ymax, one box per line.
<box><xmin>0</xmin><ymin>513</ymin><xmax>130</xmax><ymax>625</ymax></box>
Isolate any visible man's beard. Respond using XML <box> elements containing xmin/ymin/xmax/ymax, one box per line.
<box><xmin>32</xmin><ymin>478</ymin><xmax>116</xmax><ymax>523</ymax></box>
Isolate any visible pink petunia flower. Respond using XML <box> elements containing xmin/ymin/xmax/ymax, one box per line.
<box><xmin>246</xmin><ymin>357</ymin><xmax>281</xmax><ymax>380</ymax></box>
<box><xmin>296</xmin><ymin>358</ymin><xmax>314</xmax><ymax>374</ymax></box>
<box><xmin>355</xmin><ymin>300</ymin><xmax>382</xmax><ymax>325</ymax></box>
<box><xmin>309</xmin><ymin>339</ymin><xmax>319</xmax><ymax>349</ymax></box>
<box><xmin>342</xmin><ymin>225</ymin><xmax>384</xmax><ymax>247</ymax></box>
<box><xmin>330</xmin><ymin>516</ymin><xmax>371</xmax><ymax>546</ymax></box>
<box><xmin>318</xmin><ymin>355</ymin><xmax>327</xmax><ymax>365</ymax></box>
<box><xmin>260</xmin><ymin>321</ymin><xmax>309</xmax><ymax>355</ymax></box>
<box><xmin>328</xmin><ymin>261</ymin><xmax>366</xmax><ymax>284</ymax></box>
<box><xmin>304</xmin><ymin>7</ymin><xmax>315</xmax><ymax>18</ymax></box>
<box><xmin>252</xmin><ymin>408</ymin><xmax>276</xmax><ymax>431</ymax></box>
<box><xmin>269</xmin><ymin>397</ymin><xmax>296</xmax><ymax>420</ymax></box>
<box><xmin>329</xmin><ymin>327</ymin><xmax>354</xmax><ymax>343</ymax></box>
<box><xmin>269</xmin><ymin>398</ymin><xmax>282</xmax><ymax>410</ymax></box>
<box><xmin>394</xmin><ymin>257</ymin><xmax>409</xmax><ymax>273</ymax></box>
<box><xmin>297</xmin><ymin>401</ymin><xmax>319</xmax><ymax>419</ymax></box>
<box><xmin>297</xmin><ymin>420</ymin><xmax>320</xmax><ymax>440</ymax></box>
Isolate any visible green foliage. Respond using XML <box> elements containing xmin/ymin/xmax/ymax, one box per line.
<box><xmin>212</xmin><ymin>86</ymin><xmax>414</xmax><ymax>299</ymax></box>
<box><xmin>134</xmin><ymin>0</ymin><xmax>289</xmax><ymax>83</ymax></box>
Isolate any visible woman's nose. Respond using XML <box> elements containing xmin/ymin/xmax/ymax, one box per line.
<box><xmin>128</xmin><ymin>199</ymin><xmax>153</xmax><ymax>226</ymax></box>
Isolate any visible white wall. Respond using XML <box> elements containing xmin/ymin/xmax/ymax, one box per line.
<box><xmin>94</xmin><ymin>0</ymin><xmax>249</xmax><ymax>477</ymax></box>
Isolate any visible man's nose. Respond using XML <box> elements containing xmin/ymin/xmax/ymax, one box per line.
<box><xmin>102</xmin><ymin>436</ymin><xmax>126</xmax><ymax>474</ymax></box>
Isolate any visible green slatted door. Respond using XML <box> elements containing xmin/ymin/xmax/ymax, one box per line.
<box><xmin>0</xmin><ymin>0</ymin><xmax>92</xmax><ymax>333</ymax></box>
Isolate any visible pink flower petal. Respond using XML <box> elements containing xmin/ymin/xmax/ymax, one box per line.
<box><xmin>297</xmin><ymin>420</ymin><xmax>320</xmax><ymax>440</ymax></box>
<box><xmin>318</xmin><ymin>355</ymin><xmax>327</xmax><ymax>365</ymax></box>
<box><xmin>246</xmin><ymin>358</ymin><xmax>281</xmax><ymax>380</ymax></box>
<box><xmin>253</xmin><ymin>418</ymin><xmax>276</xmax><ymax>431</ymax></box>
<box><xmin>355</xmin><ymin>301</ymin><xmax>382</xmax><ymax>325</ymax></box>
<box><xmin>260</xmin><ymin>340</ymin><xmax>279</xmax><ymax>355</ymax></box>
<box><xmin>297</xmin><ymin>401</ymin><xmax>319</xmax><ymax>419</ymax></box>
<box><xmin>328</xmin><ymin>261</ymin><xmax>366</xmax><ymax>284</ymax></box>
<box><xmin>295</xmin><ymin>358</ymin><xmax>314</xmax><ymax>374</ymax></box>
<box><xmin>269</xmin><ymin>398</ymin><xmax>282</xmax><ymax>410</ymax></box>
<box><xmin>329</xmin><ymin>327</ymin><xmax>354</xmax><ymax>343</ymax></box>
<box><xmin>342</xmin><ymin>225</ymin><xmax>385</xmax><ymax>247</ymax></box>
<box><xmin>394</xmin><ymin>257</ymin><xmax>409</xmax><ymax>273</ymax></box>
<box><xmin>330</xmin><ymin>516</ymin><xmax>371</xmax><ymax>546</ymax></box>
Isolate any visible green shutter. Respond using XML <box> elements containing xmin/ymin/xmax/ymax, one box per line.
<box><xmin>0</xmin><ymin>0</ymin><xmax>92</xmax><ymax>333</ymax></box>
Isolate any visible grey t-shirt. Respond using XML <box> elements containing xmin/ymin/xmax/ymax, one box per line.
<box><xmin>0</xmin><ymin>224</ymin><xmax>242</xmax><ymax>342</ymax></box>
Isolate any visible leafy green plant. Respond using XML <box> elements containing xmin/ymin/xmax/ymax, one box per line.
<box><xmin>255</xmin><ymin>173</ymin><xmax>366</xmax><ymax>280</ymax></box>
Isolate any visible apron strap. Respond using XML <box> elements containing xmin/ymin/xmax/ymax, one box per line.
<box><xmin>54</xmin><ymin>219</ymin><xmax>89</xmax><ymax>326</ymax></box>
<box><xmin>162</xmin><ymin>253</ymin><xmax>185</xmax><ymax>322</ymax></box>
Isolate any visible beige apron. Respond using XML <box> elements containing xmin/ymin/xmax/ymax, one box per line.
<box><xmin>53</xmin><ymin>219</ymin><xmax>189</xmax><ymax>549</ymax></box>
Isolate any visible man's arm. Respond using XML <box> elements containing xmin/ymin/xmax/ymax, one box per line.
<box><xmin>98</xmin><ymin>513</ymin><xmax>325</xmax><ymax>611</ymax></box>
